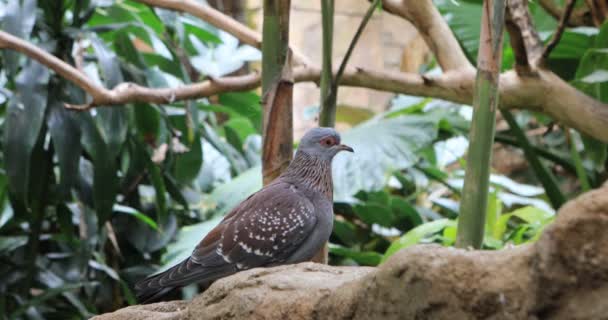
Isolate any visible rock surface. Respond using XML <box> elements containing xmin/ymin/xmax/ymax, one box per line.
<box><xmin>93</xmin><ymin>184</ymin><xmax>608</xmax><ymax>320</ymax></box>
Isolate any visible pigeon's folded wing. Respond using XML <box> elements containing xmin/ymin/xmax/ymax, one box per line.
<box><xmin>137</xmin><ymin>181</ymin><xmax>318</xmax><ymax>292</ymax></box>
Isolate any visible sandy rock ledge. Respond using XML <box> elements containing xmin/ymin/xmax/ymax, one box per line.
<box><xmin>93</xmin><ymin>184</ymin><xmax>608</xmax><ymax>320</ymax></box>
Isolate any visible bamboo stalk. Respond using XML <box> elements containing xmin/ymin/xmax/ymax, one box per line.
<box><xmin>261</xmin><ymin>0</ymin><xmax>293</xmax><ymax>186</ymax></box>
<box><xmin>318</xmin><ymin>0</ymin><xmax>379</xmax><ymax>127</ymax></box>
<box><xmin>319</xmin><ymin>0</ymin><xmax>335</xmax><ymax>127</ymax></box>
<box><xmin>456</xmin><ymin>0</ymin><xmax>506</xmax><ymax>249</ymax></box>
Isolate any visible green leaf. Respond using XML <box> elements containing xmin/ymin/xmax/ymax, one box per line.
<box><xmin>1</xmin><ymin>0</ymin><xmax>37</xmax><ymax>75</ymax></box>
<box><xmin>113</xmin><ymin>29</ymin><xmax>146</xmax><ymax>68</ymax></box>
<box><xmin>494</xmin><ymin>206</ymin><xmax>553</xmax><ymax>240</ymax></box>
<box><xmin>390</xmin><ymin>196</ymin><xmax>423</xmax><ymax>229</ymax></box>
<box><xmin>47</xmin><ymin>103</ymin><xmax>82</xmax><ymax>198</ymax></box>
<box><xmin>332</xmin><ymin>219</ymin><xmax>359</xmax><ymax>247</ymax></box>
<box><xmin>218</xmin><ymin>92</ymin><xmax>262</xmax><ymax>132</ymax></box>
<box><xmin>80</xmin><ymin>113</ymin><xmax>118</xmax><ymax>223</ymax></box>
<box><xmin>442</xmin><ymin>225</ymin><xmax>457</xmax><ymax>246</ymax></box>
<box><xmin>333</xmin><ymin>113</ymin><xmax>439</xmax><ymax>201</ymax></box>
<box><xmin>147</xmin><ymin>159</ymin><xmax>168</xmax><ymax>224</ymax></box>
<box><xmin>224</xmin><ymin>124</ymin><xmax>245</xmax><ymax>153</ymax></box>
<box><xmin>56</xmin><ymin>204</ymin><xmax>76</xmax><ymax>241</ymax></box>
<box><xmin>90</xmin><ymin>34</ymin><xmax>123</xmax><ymax>87</ymax></box>
<box><xmin>4</xmin><ymin>61</ymin><xmax>49</xmax><ymax>208</ymax></box>
<box><xmin>160</xmin><ymin>216</ymin><xmax>223</xmax><ymax>273</ymax></box>
<box><xmin>9</xmin><ymin>282</ymin><xmax>88</xmax><ymax>319</ymax></box>
<box><xmin>382</xmin><ymin>219</ymin><xmax>455</xmax><ymax>262</ymax></box>
<box><xmin>574</xmin><ymin>49</ymin><xmax>608</xmax><ymax>103</ymax></box>
<box><xmin>0</xmin><ymin>235</ymin><xmax>28</xmax><ymax>253</ymax></box>
<box><xmin>352</xmin><ymin>203</ymin><xmax>394</xmax><ymax>228</ymax></box>
<box><xmin>329</xmin><ymin>244</ymin><xmax>382</xmax><ymax>266</ymax></box>
<box><xmin>436</xmin><ymin>0</ymin><xmax>481</xmax><ymax>61</ymax></box>
<box><xmin>173</xmin><ymin>133</ymin><xmax>203</xmax><ymax>184</ymax></box>
<box><xmin>581</xmin><ymin>134</ymin><xmax>607</xmax><ymax>173</ymax></box>
<box><xmin>485</xmin><ymin>191</ymin><xmax>502</xmax><ymax>238</ymax></box>
<box><xmin>163</xmin><ymin>173</ymin><xmax>189</xmax><ymax>209</ymax></box>
<box><xmin>134</xmin><ymin>103</ymin><xmax>161</xmax><ymax>142</ymax></box>
<box><xmin>113</xmin><ymin>204</ymin><xmax>158</xmax><ymax>231</ymax></box>
<box><xmin>205</xmin><ymin>166</ymin><xmax>262</xmax><ymax>215</ymax></box>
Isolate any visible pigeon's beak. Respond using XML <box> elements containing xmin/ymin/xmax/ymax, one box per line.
<box><xmin>338</xmin><ymin>144</ymin><xmax>354</xmax><ymax>153</ymax></box>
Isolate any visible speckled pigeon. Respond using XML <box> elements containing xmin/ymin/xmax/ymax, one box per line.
<box><xmin>135</xmin><ymin>127</ymin><xmax>353</xmax><ymax>303</ymax></box>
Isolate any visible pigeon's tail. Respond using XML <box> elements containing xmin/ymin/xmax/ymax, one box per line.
<box><xmin>135</xmin><ymin>269</ymin><xmax>177</xmax><ymax>304</ymax></box>
<box><xmin>135</xmin><ymin>257</ymin><xmax>237</xmax><ymax>304</ymax></box>
<box><xmin>135</xmin><ymin>284</ymin><xmax>175</xmax><ymax>304</ymax></box>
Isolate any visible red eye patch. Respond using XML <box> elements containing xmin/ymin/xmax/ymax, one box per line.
<box><xmin>320</xmin><ymin>136</ymin><xmax>337</xmax><ymax>147</ymax></box>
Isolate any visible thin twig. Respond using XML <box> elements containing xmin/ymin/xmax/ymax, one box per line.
<box><xmin>542</xmin><ymin>0</ymin><xmax>577</xmax><ymax>62</ymax></box>
<box><xmin>334</xmin><ymin>0</ymin><xmax>380</xmax><ymax>86</ymax></box>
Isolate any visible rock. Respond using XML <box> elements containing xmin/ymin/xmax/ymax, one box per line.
<box><xmin>94</xmin><ymin>184</ymin><xmax>608</xmax><ymax>320</ymax></box>
<box><xmin>188</xmin><ymin>263</ymin><xmax>374</xmax><ymax>320</ymax></box>
<box><xmin>90</xmin><ymin>301</ymin><xmax>188</xmax><ymax>320</ymax></box>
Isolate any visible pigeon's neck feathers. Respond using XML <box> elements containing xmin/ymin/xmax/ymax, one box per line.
<box><xmin>281</xmin><ymin>150</ymin><xmax>333</xmax><ymax>200</ymax></box>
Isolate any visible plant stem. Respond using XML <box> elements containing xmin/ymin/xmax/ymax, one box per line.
<box><xmin>334</xmin><ymin>0</ymin><xmax>379</xmax><ymax>87</ymax></box>
<box><xmin>565</xmin><ymin>128</ymin><xmax>591</xmax><ymax>192</ymax></box>
<box><xmin>261</xmin><ymin>0</ymin><xmax>290</xmax><ymax>97</ymax></box>
<box><xmin>494</xmin><ymin>133</ymin><xmax>578</xmax><ymax>174</ymax></box>
<box><xmin>501</xmin><ymin>110</ymin><xmax>566</xmax><ymax>208</ymax></box>
<box><xmin>261</xmin><ymin>0</ymin><xmax>293</xmax><ymax>185</ymax></box>
<box><xmin>319</xmin><ymin>0</ymin><xmax>379</xmax><ymax>127</ymax></box>
<box><xmin>319</xmin><ymin>0</ymin><xmax>335</xmax><ymax>127</ymax></box>
<box><xmin>456</xmin><ymin>0</ymin><xmax>506</xmax><ymax>249</ymax></box>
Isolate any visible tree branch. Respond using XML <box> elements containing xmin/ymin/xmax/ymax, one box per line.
<box><xmin>0</xmin><ymin>30</ymin><xmax>261</xmax><ymax>109</ymax></box>
<box><xmin>131</xmin><ymin>0</ymin><xmax>311</xmax><ymax>66</ymax></box>
<box><xmin>382</xmin><ymin>0</ymin><xmax>474</xmax><ymax>72</ymax></box>
<box><xmin>505</xmin><ymin>0</ymin><xmax>543</xmax><ymax>74</ymax></box>
<box><xmin>2</xmin><ymin>29</ymin><xmax>608</xmax><ymax>143</ymax></box>
<box><xmin>541</xmin><ymin>0</ymin><xmax>577</xmax><ymax>63</ymax></box>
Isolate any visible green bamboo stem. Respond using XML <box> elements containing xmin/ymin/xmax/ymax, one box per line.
<box><xmin>318</xmin><ymin>0</ymin><xmax>379</xmax><ymax>127</ymax></box>
<box><xmin>261</xmin><ymin>0</ymin><xmax>290</xmax><ymax>97</ymax></box>
<box><xmin>319</xmin><ymin>0</ymin><xmax>335</xmax><ymax>127</ymax></box>
<box><xmin>501</xmin><ymin>110</ymin><xmax>566</xmax><ymax>208</ymax></box>
<box><xmin>456</xmin><ymin>0</ymin><xmax>506</xmax><ymax>249</ymax></box>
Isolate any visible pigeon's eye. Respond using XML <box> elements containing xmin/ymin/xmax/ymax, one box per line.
<box><xmin>320</xmin><ymin>137</ymin><xmax>336</xmax><ymax>147</ymax></box>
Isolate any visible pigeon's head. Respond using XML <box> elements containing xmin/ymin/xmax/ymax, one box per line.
<box><xmin>297</xmin><ymin>127</ymin><xmax>354</xmax><ymax>160</ymax></box>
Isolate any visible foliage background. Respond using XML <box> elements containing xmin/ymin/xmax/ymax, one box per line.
<box><xmin>0</xmin><ymin>0</ymin><xmax>606</xmax><ymax>318</ymax></box>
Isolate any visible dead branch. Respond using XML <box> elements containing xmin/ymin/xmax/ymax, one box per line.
<box><xmin>505</xmin><ymin>0</ymin><xmax>543</xmax><ymax>74</ymax></box>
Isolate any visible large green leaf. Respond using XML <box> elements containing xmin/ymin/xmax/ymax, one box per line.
<box><xmin>79</xmin><ymin>113</ymin><xmax>118</xmax><ymax>224</ymax></box>
<box><xmin>160</xmin><ymin>216</ymin><xmax>223</xmax><ymax>273</ymax></box>
<box><xmin>493</xmin><ymin>206</ymin><xmax>553</xmax><ymax>241</ymax></box>
<box><xmin>4</xmin><ymin>61</ymin><xmax>49</xmax><ymax>207</ymax></box>
<box><xmin>204</xmin><ymin>165</ymin><xmax>262</xmax><ymax>216</ymax></box>
<box><xmin>47</xmin><ymin>102</ymin><xmax>82</xmax><ymax>198</ymax></box>
<box><xmin>218</xmin><ymin>92</ymin><xmax>262</xmax><ymax>132</ymax></box>
<box><xmin>352</xmin><ymin>203</ymin><xmax>394</xmax><ymax>228</ymax></box>
<box><xmin>173</xmin><ymin>132</ymin><xmax>203</xmax><ymax>185</ymax></box>
<box><xmin>572</xmin><ymin>25</ymin><xmax>608</xmax><ymax>175</ymax></box>
<box><xmin>1</xmin><ymin>0</ymin><xmax>37</xmax><ymax>75</ymax></box>
<box><xmin>333</xmin><ymin>113</ymin><xmax>439</xmax><ymax>201</ymax></box>
<box><xmin>329</xmin><ymin>244</ymin><xmax>382</xmax><ymax>266</ymax></box>
<box><xmin>382</xmin><ymin>219</ymin><xmax>456</xmax><ymax>263</ymax></box>
<box><xmin>90</xmin><ymin>35</ymin><xmax>128</xmax><ymax>158</ymax></box>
